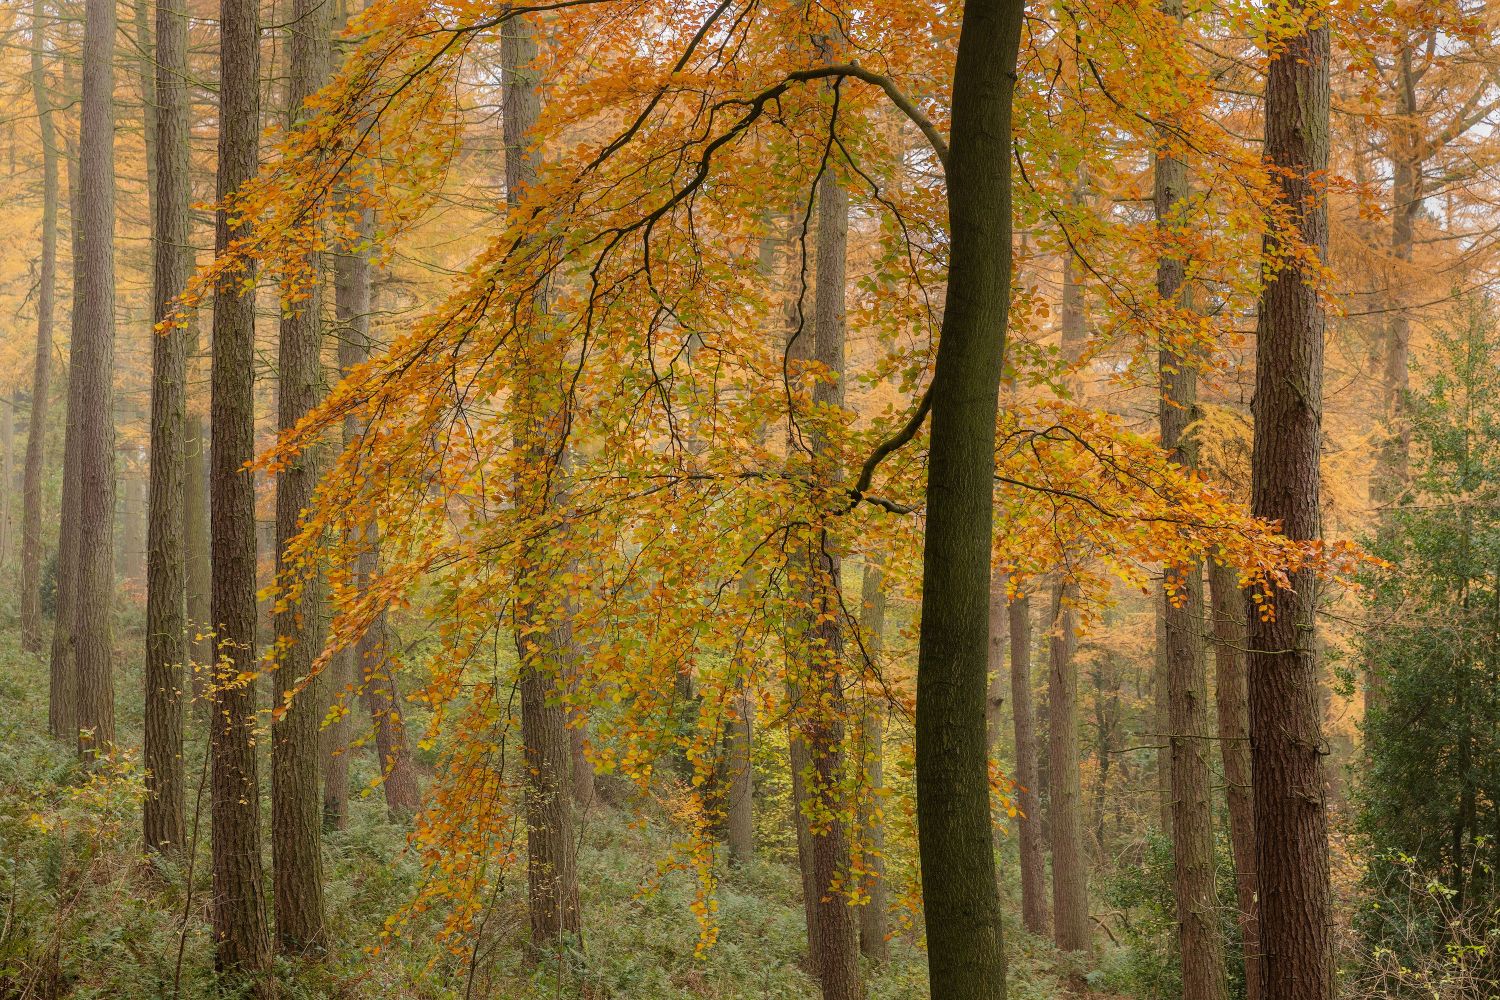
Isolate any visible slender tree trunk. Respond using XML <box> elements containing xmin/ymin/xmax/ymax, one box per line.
<box><xmin>857</xmin><ymin>558</ymin><xmax>888</xmax><ymax>962</ymax></box>
<box><xmin>270</xmin><ymin>0</ymin><xmax>333</xmax><ymax>953</ymax></box>
<box><xmin>333</xmin><ymin>204</ymin><xmax>422</xmax><ymax>820</ymax></box>
<box><xmin>144</xmin><ymin>0</ymin><xmax>191</xmax><ymax>854</ymax></box>
<box><xmin>209</xmin><ymin>0</ymin><xmax>272</xmax><ymax>974</ymax></box>
<box><xmin>72</xmin><ymin>0</ymin><xmax>118</xmax><ymax>758</ymax></box>
<box><xmin>1249</xmin><ymin>8</ymin><xmax>1333</xmax><ymax>999</ymax></box>
<box><xmin>1</xmin><ymin>393</ymin><xmax>13</xmax><ymax>571</ymax></box>
<box><xmin>1154</xmin><ymin>39</ymin><xmax>1229</xmax><ymax>994</ymax></box>
<box><xmin>503</xmin><ymin>14</ymin><xmax>581</xmax><ymax>946</ymax></box>
<box><xmin>1209</xmin><ymin>560</ymin><xmax>1260</xmax><ymax>1000</ymax></box>
<box><xmin>21</xmin><ymin>0</ymin><xmax>56</xmax><ymax>656</ymax></box>
<box><xmin>724</xmin><ymin>644</ymin><xmax>755</xmax><ymax>865</ymax></box>
<box><xmin>186</xmin><ymin>386</ymin><xmax>212</xmax><ymax>703</ymax></box>
<box><xmin>914</xmin><ymin>5</ymin><xmax>1022</xmax><ymax>996</ymax></box>
<box><xmin>985</xmin><ymin>571</ymin><xmax>1006</xmax><ymax>751</ymax></box>
<box><xmin>1008</xmin><ymin>592</ymin><xmax>1049</xmax><ymax>936</ymax></box>
<box><xmin>1047</xmin><ymin>581</ymin><xmax>1090</xmax><ymax>954</ymax></box>
<box><xmin>320</xmin><ymin>647</ymin><xmax>355</xmax><ymax>831</ymax></box>
<box><xmin>49</xmin><ymin>137</ymin><xmax>82</xmax><ymax>743</ymax></box>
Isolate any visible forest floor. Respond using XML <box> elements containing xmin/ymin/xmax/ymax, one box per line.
<box><xmin>0</xmin><ymin>612</ymin><xmax>1127</xmax><ymax>999</ymax></box>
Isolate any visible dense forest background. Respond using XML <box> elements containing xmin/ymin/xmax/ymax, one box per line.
<box><xmin>0</xmin><ymin>0</ymin><xmax>1496</xmax><ymax>997</ymax></box>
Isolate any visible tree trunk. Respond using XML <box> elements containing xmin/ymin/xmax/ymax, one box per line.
<box><xmin>1249</xmin><ymin>8</ymin><xmax>1333</xmax><ymax>998</ymax></box>
<box><xmin>48</xmin><ymin>137</ymin><xmax>83</xmax><ymax>743</ymax></box>
<box><xmin>1047</xmin><ymin>581</ymin><xmax>1090</xmax><ymax>954</ymax></box>
<box><xmin>985</xmin><ymin>570</ymin><xmax>1006</xmax><ymax>751</ymax></box>
<box><xmin>21</xmin><ymin>0</ymin><xmax>56</xmax><ymax>657</ymax></box>
<box><xmin>209</xmin><ymin>0</ymin><xmax>272</xmax><ymax>974</ymax></box>
<box><xmin>914</xmin><ymin>6</ymin><xmax>1023</xmax><ymax>996</ymax></box>
<box><xmin>270</xmin><ymin>0</ymin><xmax>333</xmax><ymax>953</ymax></box>
<box><xmin>144</xmin><ymin>0</ymin><xmax>191</xmax><ymax>854</ymax></box>
<box><xmin>857</xmin><ymin>558</ymin><xmax>887</xmax><ymax>963</ymax></box>
<box><xmin>1208</xmin><ymin>559</ymin><xmax>1260</xmax><ymax>1000</ymax></box>
<box><xmin>72</xmin><ymin>0</ymin><xmax>118</xmax><ymax>759</ymax></box>
<box><xmin>503</xmin><ymin>14</ymin><xmax>581</xmax><ymax>947</ymax></box>
<box><xmin>320</xmin><ymin>647</ymin><xmax>355</xmax><ymax>831</ymax></box>
<box><xmin>1154</xmin><ymin>42</ymin><xmax>1229</xmax><ymax>994</ymax></box>
<box><xmin>186</xmin><ymin>391</ymin><xmax>212</xmax><ymax>705</ymax></box>
<box><xmin>724</xmin><ymin>653</ymin><xmax>755</xmax><ymax>865</ymax></box>
<box><xmin>1008</xmin><ymin>591</ymin><xmax>1049</xmax><ymax>937</ymax></box>
<box><xmin>1</xmin><ymin>392</ymin><xmax>13</xmax><ymax>571</ymax></box>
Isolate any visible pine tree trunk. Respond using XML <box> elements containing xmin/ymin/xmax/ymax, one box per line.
<box><xmin>320</xmin><ymin>647</ymin><xmax>355</xmax><ymax>831</ymax></box>
<box><xmin>144</xmin><ymin>0</ymin><xmax>191</xmax><ymax>854</ymax></box>
<box><xmin>21</xmin><ymin>0</ymin><xmax>56</xmax><ymax>657</ymax></box>
<box><xmin>1</xmin><ymin>392</ymin><xmax>13</xmax><ymax>571</ymax></box>
<box><xmin>208</xmin><ymin>0</ymin><xmax>272</xmax><ymax>975</ymax></box>
<box><xmin>503</xmin><ymin>14</ymin><xmax>581</xmax><ymax>947</ymax></box>
<box><xmin>72</xmin><ymin>0</ymin><xmax>118</xmax><ymax>759</ymax></box>
<box><xmin>1047</xmin><ymin>581</ymin><xmax>1090</xmax><ymax>954</ymax></box>
<box><xmin>914</xmin><ymin>5</ymin><xmax>1022</xmax><ymax>997</ymax></box>
<box><xmin>270</xmin><ymin>0</ymin><xmax>333</xmax><ymax>952</ymax></box>
<box><xmin>49</xmin><ymin>129</ymin><xmax>84</xmax><ymax>744</ymax></box>
<box><xmin>1249</xmin><ymin>8</ymin><xmax>1333</xmax><ymax>998</ymax></box>
<box><xmin>1008</xmin><ymin>592</ymin><xmax>1049</xmax><ymax>936</ymax></box>
<box><xmin>1208</xmin><ymin>559</ymin><xmax>1260</xmax><ymax>1000</ymax></box>
<box><xmin>186</xmin><ymin>401</ymin><xmax>212</xmax><ymax>705</ymax></box>
<box><xmin>1154</xmin><ymin>46</ymin><xmax>1229</xmax><ymax>993</ymax></box>
<box><xmin>857</xmin><ymin>558</ymin><xmax>888</xmax><ymax>963</ymax></box>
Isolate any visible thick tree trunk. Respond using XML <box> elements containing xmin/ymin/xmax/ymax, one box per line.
<box><xmin>1154</xmin><ymin>49</ymin><xmax>1229</xmax><ymax>996</ymax></box>
<box><xmin>503</xmin><ymin>15</ymin><xmax>581</xmax><ymax>947</ymax></box>
<box><xmin>209</xmin><ymin>0</ymin><xmax>272</xmax><ymax>975</ymax></box>
<box><xmin>72</xmin><ymin>0</ymin><xmax>118</xmax><ymax>759</ymax></box>
<box><xmin>270</xmin><ymin>0</ymin><xmax>333</xmax><ymax>953</ymax></box>
<box><xmin>913</xmin><ymin>4</ymin><xmax>1022</xmax><ymax>996</ymax></box>
<box><xmin>144</xmin><ymin>0</ymin><xmax>191</xmax><ymax>854</ymax></box>
<box><xmin>21</xmin><ymin>0</ymin><xmax>55</xmax><ymax>656</ymax></box>
<box><xmin>1249</xmin><ymin>9</ymin><xmax>1333</xmax><ymax>999</ymax></box>
<box><xmin>1047</xmin><ymin>581</ymin><xmax>1090</xmax><ymax>954</ymax></box>
<box><xmin>1209</xmin><ymin>560</ymin><xmax>1260</xmax><ymax>1000</ymax></box>
<box><xmin>857</xmin><ymin>558</ymin><xmax>888</xmax><ymax>963</ymax></box>
<box><xmin>1008</xmin><ymin>592</ymin><xmax>1049</xmax><ymax>936</ymax></box>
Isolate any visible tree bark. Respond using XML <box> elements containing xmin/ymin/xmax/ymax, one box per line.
<box><xmin>21</xmin><ymin>0</ymin><xmax>55</xmax><ymax>656</ymax></box>
<box><xmin>1047</xmin><ymin>581</ymin><xmax>1090</xmax><ymax>954</ymax></box>
<box><xmin>503</xmin><ymin>14</ymin><xmax>581</xmax><ymax>947</ymax></box>
<box><xmin>1249</xmin><ymin>8</ymin><xmax>1333</xmax><ymax>999</ymax></box>
<box><xmin>144</xmin><ymin>0</ymin><xmax>191</xmax><ymax>854</ymax></box>
<box><xmin>320</xmin><ymin>647</ymin><xmax>355</xmax><ymax>831</ymax></box>
<box><xmin>857</xmin><ymin>558</ymin><xmax>887</xmax><ymax>963</ymax></box>
<box><xmin>1154</xmin><ymin>40</ymin><xmax>1228</xmax><ymax>994</ymax></box>
<box><xmin>1008</xmin><ymin>591</ymin><xmax>1049</xmax><ymax>936</ymax></box>
<box><xmin>209</xmin><ymin>0</ymin><xmax>272</xmax><ymax>974</ymax></box>
<box><xmin>270</xmin><ymin>0</ymin><xmax>333</xmax><ymax>953</ymax></box>
<box><xmin>72</xmin><ymin>0</ymin><xmax>118</xmax><ymax>759</ymax></box>
<box><xmin>48</xmin><ymin>136</ymin><xmax>83</xmax><ymax>743</ymax></box>
<box><xmin>1209</xmin><ymin>559</ymin><xmax>1260</xmax><ymax>1000</ymax></box>
<box><xmin>914</xmin><ymin>4</ymin><xmax>1023</xmax><ymax>995</ymax></box>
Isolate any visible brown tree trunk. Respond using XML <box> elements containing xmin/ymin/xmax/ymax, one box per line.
<box><xmin>1249</xmin><ymin>9</ymin><xmax>1333</xmax><ymax>999</ymax></box>
<box><xmin>186</xmin><ymin>392</ymin><xmax>212</xmax><ymax>705</ymax></box>
<box><xmin>503</xmin><ymin>14</ymin><xmax>581</xmax><ymax>947</ymax></box>
<box><xmin>144</xmin><ymin>0</ymin><xmax>191</xmax><ymax>854</ymax></box>
<box><xmin>1209</xmin><ymin>560</ymin><xmax>1260</xmax><ymax>1000</ymax></box>
<box><xmin>1154</xmin><ymin>40</ymin><xmax>1229</xmax><ymax>994</ymax></box>
<box><xmin>48</xmin><ymin>136</ymin><xmax>82</xmax><ymax>743</ymax></box>
<box><xmin>913</xmin><ymin>4</ymin><xmax>1022</xmax><ymax>995</ymax></box>
<box><xmin>208</xmin><ymin>0</ymin><xmax>272</xmax><ymax>975</ymax></box>
<box><xmin>320</xmin><ymin>647</ymin><xmax>355</xmax><ymax>831</ymax></box>
<box><xmin>1</xmin><ymin>392</ymin><xmax>13</xmax><ymax>571</ymax></box>
<box><xmin>21</xmin><ymin>0</ymin><xmax>55</xmax><ymax>656</ymax></box>
<box><xmin>857</xmin><ymin>558</ymin><xmax>887</xmax><ymax>963</ymax></box>
<box><xmin>72</xmin><ymin>0</ymin><xmax>118</xmax><ymax>759</ymax></box>
<box><xmin>1008</xmin><ymin>591</ymin><xmax>1049</xmax><ymax>937</ymax></box>
<box><xmin>1047</xmin><ymin>581</ymin><xmax>1090</xmax><ymax>954</ymax></box>
<box><xmin>270</xmin><ymin>0</ymin><xmax>333</xmax><ymax>953</ymax></box>
<box><xmin>724</xmin><ymin>653</ymin><xmax>755</xmax><ymax>865</ymax></box>
<box><xmin>334</xmin><ymin>206</ymin><xmax>422</xmax><ymax>821</ymax></box>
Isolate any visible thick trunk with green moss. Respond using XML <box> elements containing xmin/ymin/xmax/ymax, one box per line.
<box><xmin>914</xmin><ymin>2</ymin><xmax>1023</xmax><ymax>995</ymax></box>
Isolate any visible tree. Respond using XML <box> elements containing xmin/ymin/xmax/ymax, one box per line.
<box><xmin>143</xmin><ymin>0</ymin><xmax>191</xmax><ymax>853</ymax></box>
<box><xmin>49</xmin><ymin>135</ymin><xmax>83</xmax><ymax>744</ymax></box>
<box><xmin>1248</xmin><ymin>4</ymin><xmax>1334</xmax><ymax>997</ymax></box>
<box><xmin>1154</xmin><ymin>0</ymin><xmax>1227</xmax><ymax>986</ymax></box>
<box><xmin>1007</xmin><ymin>589</ymin><xmax>1049</xmax><ymax>937</ymax></box>
<box><xmin>503</xmin><ymin>11</ymin><xmax>581</xmax><ymax>947</ymax></box>
<box><xmin>21</xmin><ymin>0</ymin><xmax>57</xmax><ymax>658</ymax></box>
<box><xmin>1047</xmin><ymin>580</ymin><xmax>1089</xmax><ymax>954</ymax></box>
<box><xmin>912</xmin><ymin>3</ymin><xmax>1024</xmax><ymax>996</ymax></box>
<box><xmin>208</xmin><ymin>0</ymin><xmax>272</xmax><ymax>974</ymax></box>
<box><xmin>72</xmin><ymin>0</ymin><xmax>118</xmax><ymax>758</ymax></box>
<box><xmin>857</xmin><ymin>558</ymin><xmax>888</xmax><ymax>962</ymax></box>
<box><xmin>271</xmin><ymin>0</ymin><xmax>334</xmax><ymax>953</ymax></box>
